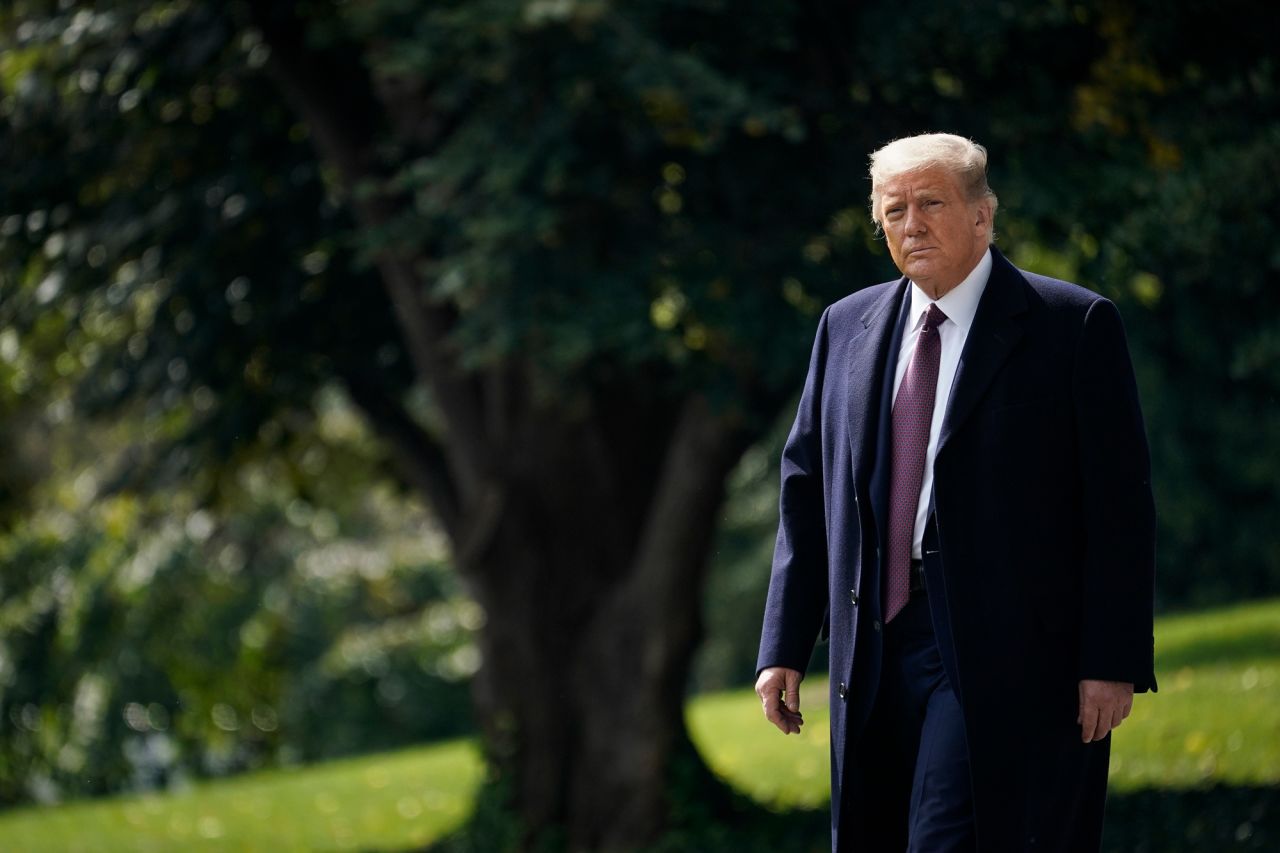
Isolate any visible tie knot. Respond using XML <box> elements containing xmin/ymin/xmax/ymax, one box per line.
<box><xmin>923</xmin><ymin>304</ymin><xmax>948</xmax><ymax>332</ymax></box>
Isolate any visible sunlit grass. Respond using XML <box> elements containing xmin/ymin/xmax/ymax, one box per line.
<box><xmin>689</xmin><ymin>598</ymin><xmax>1280</xmax><ymax>805</ymax></box>
<box><xmin>1110</xmin><ymin>599</ymin><xmax>1280</xmax><ymax>791</ymax></box>
<box><xmin>0</xmin><ymin>740</ymin><xmax>482</xmax><ymax>851</ymax></box>
<box><xmin>1</xmin><ymin>599</ymin><xmax>1276</xmax><ymax>850</ymax></box>
<box><xmin>686</xmin><ymin>678</ymin><xmax>831</xmax><ymax>810</ymax></box>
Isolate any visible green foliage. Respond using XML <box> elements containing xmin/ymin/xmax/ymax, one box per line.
<box><xmin>0</xmin><ymin>0</ymin><xmax>874</xmax><ymax>447</ymax></box>
<box><xmin>0</xmin><ymin>2</ymin><xmax>405</xmax><ymax>486</ymax></box>
<box><xmin>995</xmin><ymin>2</ymin><xmax>1280</xmax><ymax>607</ymax></box>
<box><xmin>1090</xmin><ymin>129</ymin><xmax>1280</xmax><ymax>606</ymax></box>
<box><xmin>0</xmin><ymin>389</ymin><xmax>478</xmax><ymax>806</ymax></box>
<box><xmin>694</xmin><ymin>418</ymin><xmax>832</xmax><ymax>693</ymax></box>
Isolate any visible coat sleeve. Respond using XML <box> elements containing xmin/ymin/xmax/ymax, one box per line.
<box><xmin>756</xmin><ymin>307</ymin><xmax>832</xmax><ymax>676</ymax></box>
<box><xmin>1072</xmin><ymin>297</ymin><xmax>1158</xmax><ymax>692</ymax></box>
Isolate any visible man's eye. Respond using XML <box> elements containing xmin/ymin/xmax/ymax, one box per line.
<box><xmin>925</xmin><ymin>199</ymin><xmax>942</xmax><ymax>208</ymax></box>
<box><xmin>886</xmin><ymin>208</ymin><xmax>903</xmax><ymax>217</ymax></box>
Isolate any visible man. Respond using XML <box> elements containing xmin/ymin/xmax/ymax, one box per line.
<box><xmin>755</xmin><ymin>133</ymin><xmax>1156</xmax><ymax>852</ymax></box>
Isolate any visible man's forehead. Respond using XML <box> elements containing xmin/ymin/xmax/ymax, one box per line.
<box><xmin>878</xmin><ymin>168</ymin><xmax>959</xmax><ymax>196</ymax></box>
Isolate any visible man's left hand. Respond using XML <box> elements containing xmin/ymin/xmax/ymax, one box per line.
<box><xmin>1077</xmin><ymin>679</ymin><xmax>1134</xmax><ymax>743</ymax></box>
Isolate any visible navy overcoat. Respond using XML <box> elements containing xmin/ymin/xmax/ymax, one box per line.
<box><xmin>757</xmin><ymin>247</ymin><xmax>1156</xmax><ymax>852</ymax></box>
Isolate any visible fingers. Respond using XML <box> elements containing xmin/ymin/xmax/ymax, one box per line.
<box><xmin>1110</xmin><ymin>706</ymin><xmax>1126</xmax><ymax>732</ymax></box>
<box><xmin>755</xmin><ymin>669</ymin><xmax>787</xmax><ymax>732</ymax></box>
<box><xmin>1078</xmin><ymin>679</ymin><xmax>1136</xmax><ymax>743</ymax></box>
<box><xmin>766</xmin><ymin>702</ymin><xmax>797</xmax><ymax>734</ymax></box>
<box><xmin>1110</xmin><ymin>695</ymin><xmax>1133</xmax><ymax>733</ymax></box>
<box><xmin>1088</xmin><ymin>707</ymin><xmax>1110</xmax><ymax>743</ymax></box>
<box><xmin>755</xmin><ymin>667</ymin><xmax>804</xmax><ymax>735</ymax></box>
<box><xmin>1077</xmin><ymin>680</ymin><xmax>1104</xmax><ymax>743</ymax></box>
<box><xmin>784</xmin><ymin>669</ymin><xmax>802</xmax><ymax>714</ymax></box>
<box><xmin>1078</xmin><ymin>698</ymin><xmax>1099</xmax><ymax>743</ymax></box>
<box><xmin>764</xmin><ymin>695</ymin><xmax>792</xmax><ymax>733</ymax></box>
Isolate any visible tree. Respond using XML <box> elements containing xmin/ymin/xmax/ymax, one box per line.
<box><xmin>1</xmin><ymin>3</ymin><xmax>875</xmax><ymax>845</ymax></box>
<box><xmin>3</xmin><ymin>0</ymin><xmax>1277</xmax><ymax>848</ymax></box>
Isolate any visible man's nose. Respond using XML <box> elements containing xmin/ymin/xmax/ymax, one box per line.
<box><xmin>903</xmin><ymin>204</ymin><xmax>926</xmax><ymax>235</ymax></box>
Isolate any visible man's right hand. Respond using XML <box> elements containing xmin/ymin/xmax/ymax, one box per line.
<box><xmin>755</xmin><ymin>666</ymin><xmax>804</xmax><ymax>734</ymax></box>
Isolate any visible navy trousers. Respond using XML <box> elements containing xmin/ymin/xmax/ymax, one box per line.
<box><xmin>849</xmin><ymin>592</ymin><xmax>975</xmax><ymax>851</ymax></box>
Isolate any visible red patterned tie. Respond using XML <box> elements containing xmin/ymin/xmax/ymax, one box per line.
<box><xmin>884</xmin><ymin>303</ymin><xmax>948</xmax><ymax>623</ymax></box>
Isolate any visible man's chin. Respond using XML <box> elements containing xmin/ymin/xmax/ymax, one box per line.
<box><xmin>905</xmin><ymin>262</ymin><xmax>935</xmax><ymax>284</ymax></box>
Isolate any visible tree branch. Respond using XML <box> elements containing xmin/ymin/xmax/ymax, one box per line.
<box><xmin>236</xmin><ymin>1</ymin><xmax>494</xmax><ymax>501</ymax></box>
<box><xmin>339</xmin><ymin>373</ymin><xmax>462</xmax><ymax>539</ymax></box>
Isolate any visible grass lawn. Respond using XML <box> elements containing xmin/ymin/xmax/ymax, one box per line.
<box><xmin>1110</xmin><ymin>598</ymin><xmax>1280</xmax><ymax>791</ymax></box>
<box><xmin>688</xmin><ymin>598</ymin><xmax>1280</xmax><ymax>808</ymax></box>
<box><xmin>1</xmin><ymin>599</ymin><xmax>1277</xmax><ymax>850</ymax></box>
<box><xmin>0</xmin><ymin>740</ymin><xmax>483</xmax><ymax>852</ymax></box>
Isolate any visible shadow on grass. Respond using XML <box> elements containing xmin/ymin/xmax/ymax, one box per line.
<box><xmin>1155</xmin><ymin>630</ymin><xmax>1280</xmax><ymax>670</ymax></box>
<box><xmin>422</xmin><ymin>750</ymin><xmax>833</xmax><ymax>853</ymax></box>
<box><xmin>423</xmin><ymin>783</ymin><xmax>1278</xmax><ymax>852</ymax></box>
<box><xmin>1104</xmin><ymin>784</ymin><xmax>1280</xmax><ymax>852</ymax></box>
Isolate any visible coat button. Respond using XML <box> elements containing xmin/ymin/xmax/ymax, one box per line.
<box><xmin>849</xmin><ymin>590</ymin><xmax>859</xmax><ymax>606</ymax></box>
<box><xmin>873</xmin><ymin>619</ymin><xmax>882</xmax><ymax>632</ymax></box>
<box><xmin>838</xmin><ymin>682</ymin><xmax>847</xmax><ymax>700</ymax></box>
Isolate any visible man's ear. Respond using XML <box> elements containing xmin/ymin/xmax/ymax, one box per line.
<box><xmin>974</xmin><ymin>201</ymin><xmax>992</xmax><ymax>235</ymax></box>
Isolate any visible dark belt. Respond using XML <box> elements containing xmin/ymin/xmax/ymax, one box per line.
<box><xmin>909</xmin><ymin>559</ymin><xmax>926</xmax><ymax>595</ymax></box>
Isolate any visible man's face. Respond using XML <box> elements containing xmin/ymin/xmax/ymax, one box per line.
<box><xmin>878</xmin><ymin>166</ymin><xmax>991</xmax><ymax>298</ymax></box>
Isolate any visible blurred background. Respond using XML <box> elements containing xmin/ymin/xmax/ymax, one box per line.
<box><xmin>0</xmin><ymin>0</ymin><xmax>1277</xmax><ymax>850</ymax></box>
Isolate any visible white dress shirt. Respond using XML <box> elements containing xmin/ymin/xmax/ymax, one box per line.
<box><xmin>891</xmin><ymin>246</ymin><xmax>993</xmax><ymax>559</ymax></box>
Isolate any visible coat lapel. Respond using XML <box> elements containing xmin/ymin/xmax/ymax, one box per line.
<box><xmin>846</xmin><ymin>280</ymin><xmax>909</xmax><ymax>499</ymax></box>
<box><xmin>937</xmin><ymin>247</ymin><xmax>1028</xmax><ymax>455</ymax></box>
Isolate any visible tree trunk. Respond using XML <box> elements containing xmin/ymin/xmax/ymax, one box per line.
<box><xmin>462</xmin><ymin>393</ymin><xmax>753</xmax><ymax>850</ymax></box>
<box><xmin>235</xmin><ymin>6</ymin><xmax>777</xmax><ymax>848</ymax></box>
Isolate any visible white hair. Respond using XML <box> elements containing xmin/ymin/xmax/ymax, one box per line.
<box><xmin>868</xmin><ymin>133</ymin><xmax>999</xmax><ymax>239</ymax></box>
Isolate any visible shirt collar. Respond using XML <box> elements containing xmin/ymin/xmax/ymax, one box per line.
<box><xmin>906</xmin><ymin>246</ymin><xmax>992</xmax><ymax>333</ymax></box>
